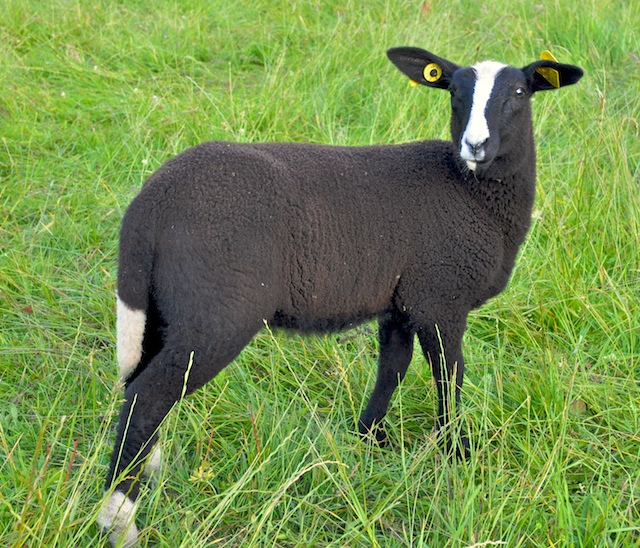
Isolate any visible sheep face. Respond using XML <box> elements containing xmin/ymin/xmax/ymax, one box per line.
<box><xmin>453</xmin><ymin>62</ymin><xmax>545</xmax><ymax>173</ymax></box>
<box><xmin>387</xmin><ymin>48</ymin><xmax>584</xmax><ymax>175</ymax></box>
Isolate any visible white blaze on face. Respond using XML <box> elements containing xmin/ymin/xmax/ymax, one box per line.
<box><xmin>116</xmin><ymin>295</ymin><xmax>146</xmax><ymax>381</ymax></box>
<box><xmin>460</xmin><ymin>61</ymin><xmax>507</xmax><ymax>171</ymax></box>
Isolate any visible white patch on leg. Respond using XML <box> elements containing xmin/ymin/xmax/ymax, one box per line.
<box><xmin>460</xmin><ymin>61</ymin><xmax>507</xmax><ymax>163</ymax></box>
<box><xmin>117</xmin><ymin>295</ymin><xmax>146</xmax><ymax>382</ymax></box>
<box><xmin>143</xmin><ymin>444</ymin><xmax>162</xmax><ymax>478</ymax></box>
<box><xmin>97</xmin><ymin>491</ymin><xmax>139</xmax><ymax>548</ymax></box>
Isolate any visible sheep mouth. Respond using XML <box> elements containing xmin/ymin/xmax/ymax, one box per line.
<box><xmin>457</xmin><ymin>146</ymin><xmax>496</xmax><ymax>173</ymax></box>
<box><xmin>464</xmin><ymin>158</ymin><xmax>493</xmax><ymax>172</ymax></box>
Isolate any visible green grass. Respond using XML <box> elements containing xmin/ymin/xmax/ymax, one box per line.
<box><xmin>1</xmin><ymin>0</ymin><xmax>639</xmax><ymax>546</ymax></box>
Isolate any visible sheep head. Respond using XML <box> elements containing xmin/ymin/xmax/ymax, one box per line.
<box><xmin>387</xmin><ymin>47</ymin><xmax>583</xmax><ymax>176</ymax></box>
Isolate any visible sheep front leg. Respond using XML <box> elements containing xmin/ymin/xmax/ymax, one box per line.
<box><xmin>358</xmin><ymin>313</ymin><xmax>414</xmax><ymax>443</ymax></box>
<box><xmin>417</xmin><ymin>320</ymin><xmax>470</xmax><ymax>459</ymax></box>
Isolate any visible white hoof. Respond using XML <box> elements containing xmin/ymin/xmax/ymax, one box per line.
<box><xmin>144</xmin><ymin>445</ymin><xmax>162</xmax><ymax>478</ymax></box>
<box><xmin>97</xmin><ymin>491</ymin><xmax>139</xmax><ymax>548</ymax></box>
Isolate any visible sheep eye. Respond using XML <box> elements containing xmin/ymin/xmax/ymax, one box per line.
<box><xmin>515</xmin><ymin>87</ymin><xmax>525</xmax><ymax>97</ymax></box>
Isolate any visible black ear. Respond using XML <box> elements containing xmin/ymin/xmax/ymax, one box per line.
<box><xmin>522</xmin><ymin>60</ymin><xmax>584</xmax><ymax>92</ymax></box>
<box><xmin>387</xmin><ymin>47</ymin><xmax>460</xmax><ymax>90</ymax></box>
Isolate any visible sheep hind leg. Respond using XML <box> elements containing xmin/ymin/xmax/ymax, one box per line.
<box><xmin>358</xmin><ymin>313</ymin><xmax>414</xmax><ymax>444</ymax></box>
<box><xmin>99</xmin><ymin>329</ymin><xmax>257</xmax><ymax>547</ymax></box>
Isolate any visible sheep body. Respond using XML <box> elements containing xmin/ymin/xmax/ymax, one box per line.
<box><xmin>119</xmin><ymin>139</ymin><xmax>514</xmax><ymax>341</ymax></box>
<box><xmin>99</xmin><ymin>48</ymin><xmax>583</xmax><ymax>546</ymax></box>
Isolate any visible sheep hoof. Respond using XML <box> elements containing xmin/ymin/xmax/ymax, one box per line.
<box><xmin>143</xmin><ymin>444</ymin><xmax>162</xmax><ymax>482</ymax></box>
<box><xmin>97</xmin><ymin>491</ymin><xmax>139</xmax><ymax>548</ymax></box>
<box><xmin>438</xmin><ymin>429</ymin><xmax>470</xmax><ymax>460</ymax></box>
<box><xmin>357</xmin><ymin>418</ymin><xmax>388</xmax><ymax>446</ymax></box>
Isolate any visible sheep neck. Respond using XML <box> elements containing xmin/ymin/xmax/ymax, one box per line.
<box><xmin>462</xmin><ymin>145</ymin><xmax>537</xmax><ymax>245</ymax></box>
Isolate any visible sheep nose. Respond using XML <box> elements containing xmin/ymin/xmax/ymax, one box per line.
<box><xmin>465</xmin><ymin>138</ymin><xmax>488</xmax><ymax>156</ymax></box>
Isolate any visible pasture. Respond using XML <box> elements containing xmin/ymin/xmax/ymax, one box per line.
<box><xmin>1</xmin><ymin>0</ymin><xmax>638</xmax><ymax>546</ymax></box>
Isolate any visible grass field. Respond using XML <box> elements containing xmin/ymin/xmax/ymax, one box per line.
<box><xmin>1</xmin><ymin>0</ymin><xmax>639</xmax><ymax>546</ymax></box>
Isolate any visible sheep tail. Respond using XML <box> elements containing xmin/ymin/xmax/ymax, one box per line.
<box><xmin>115</xmin><ymin>201</ymin><xmax>155</xmax><ymax>382</ymax></box>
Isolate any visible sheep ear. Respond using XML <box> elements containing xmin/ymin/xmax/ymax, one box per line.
<box><xmin>522</xmin><ymin>60</ymin><xmax>584</xmax><ymax>92</ymax></box>
<box><xmin>387</xmin><ymin>47</ymin><xmax>460</xmax><ymax>90</ymax></box>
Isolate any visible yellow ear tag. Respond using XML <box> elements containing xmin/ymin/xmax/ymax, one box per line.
<box><xmin>536</xmin><ymin>50</ymin><xmax>561</xmax><ymax>88</ymax></box>
<box><xmin>540</xmin><ymin>50</ymin><xmax>558</xmax><ymax>62</ymax></box>
<box><xmin>423</xmin><ymin>62</ymin><xmax>442</xmax><ymax>83</ymax></box>
<box><xmin>409</xmin><ymin>79</ymin><xmax>420</xmax><ymax>87</ymax></box>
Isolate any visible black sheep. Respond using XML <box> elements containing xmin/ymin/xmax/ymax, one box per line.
<box><xmin>98</xmin><ymin>47</ymin><xmax>583</xmax><ymax>546</ymax></box>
